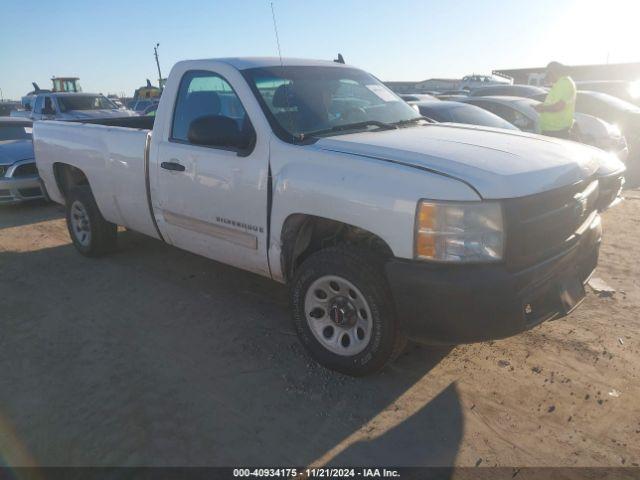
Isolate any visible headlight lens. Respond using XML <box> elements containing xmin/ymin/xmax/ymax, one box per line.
<box><xmin>415</xmin><ymin>201</ymin><xmax>504</xmax><ymax>262</ymax></box>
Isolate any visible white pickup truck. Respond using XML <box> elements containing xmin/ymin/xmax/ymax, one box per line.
<box><xmin>34</xmin><ymin>57</ymin><xmax>625</xmax><ymax>376</ymax></box>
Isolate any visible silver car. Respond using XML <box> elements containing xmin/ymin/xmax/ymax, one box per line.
<box><xmin>29</xmin><ymin>92</ymin><xmax>138</xmax><ymax>121</ymax></box>
<box><xmin>0</xmin><ymin>117</ymin><xmax>46</xmax><ymax>204</ymax></box>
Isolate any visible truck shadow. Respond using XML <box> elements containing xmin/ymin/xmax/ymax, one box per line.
<box><xmin>0</xmin><ymin>230</ymin><xmax>462</xmax><ymax>468</ymax></box>
<box><xmin>0</xmin><ymin>201</ymin><xmax>64</xmax><ymax>229</ymax></box>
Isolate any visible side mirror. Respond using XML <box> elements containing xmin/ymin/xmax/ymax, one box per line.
<box><xmin>187</xmin><ymin>115</ymin><xmax>255</xmax><ymax>153</ymax></box>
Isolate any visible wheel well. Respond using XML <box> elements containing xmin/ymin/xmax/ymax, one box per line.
<box><xmin>53</xmin><ymin>163</ymin><xmax>90</xmax><ymax>201</ymax></box>
<box><xmin>280</xmin><ymin>214</ymin><xmax>393</xmax><ymax>283</ymax></box>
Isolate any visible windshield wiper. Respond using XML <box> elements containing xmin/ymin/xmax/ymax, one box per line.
<box><xmin>302</xmin><ymin>120</ymin><xmax>397</xmax><ymax>140</ymax></box>
<box><xmin>392</xmin><ymin>116</ymin><xmax>435</xmax><ymax>127</ymax></box>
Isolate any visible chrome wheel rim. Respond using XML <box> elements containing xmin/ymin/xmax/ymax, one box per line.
<box><xmin>70</xmin><ymin>200</ymin><xmax>91</xmax><ymax>247</ymax></box>
<box><xmin>304</xmin><ymin>275</ymin><xmax>372</xmax><ymax>356</ymax></box>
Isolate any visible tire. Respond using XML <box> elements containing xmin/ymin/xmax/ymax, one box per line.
<box><xmin>290</xmin><ymin>246</ymin><xmax>405</xmax><ymax>376</ymax></box>
<box><xmin>66</xmin><ymin>186</ymin><xmax>117</xmax><ymax>256</ymax></box>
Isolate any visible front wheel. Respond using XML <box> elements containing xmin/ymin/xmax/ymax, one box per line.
<box><xmin>66</xmin><ymin>186</ymin><xmax>117</xmax><ymax>256</ymax></box>
<box><xmin>290</xmin><ymin>247</ymin><xmax>405</xmax><ymax>376</ymax></box>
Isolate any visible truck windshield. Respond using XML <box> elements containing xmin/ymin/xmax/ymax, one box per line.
<box><xmin>243</xmin><ymin>66</ymin><xmax>422</xmax><ymax>141</ymax></box>
<box><xmin>57</xmin><ymin>95</ymin><xmax>117</xmax><ymax>112</ymax></box>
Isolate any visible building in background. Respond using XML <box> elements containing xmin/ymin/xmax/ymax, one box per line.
<box><xmin>494</xmin><ymin>62</ymin><xmax>640</xmax><ymax>86</ymax></box>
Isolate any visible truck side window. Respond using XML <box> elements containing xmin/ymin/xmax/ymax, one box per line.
<box><xmin>171</xmin><ymin>70</ymin><xmax>249</xmax><ymax>143</ymax></box>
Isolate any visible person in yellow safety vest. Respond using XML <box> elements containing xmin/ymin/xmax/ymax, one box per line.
<box><xmin>534</xmin><ymin>61</ymin><xmax>577</xmax><ymax>139</ymax></box>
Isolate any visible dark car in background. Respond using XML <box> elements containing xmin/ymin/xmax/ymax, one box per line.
<box><xmin>399</xmin><ymin>93</ymin><xmax>438</xmax><ymax>102</ymax></box>
<box><xmin>410</xmin><ymin>100</ymin><xmax>519</xmax><ymax>131</ymax></box>
<box><xmin>0</xmin><ymin>118</ymin><xmax>46</xmax><ymax>204</ymax></box>
<box><xmin>469</xmin><ymin>84</ymin><xmax>548</xmax><ymax>101</ymax></box>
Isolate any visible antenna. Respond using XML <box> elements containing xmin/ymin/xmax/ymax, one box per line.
<box><xmin>270</xmin><ymin>1</ymin><xmax>297</xmax><ymax>142</ymax></box>
<box><xmin>270</xmin><ymin>2</ymin><xmax>284</xmax><ymax>68</ymax></box>
<box><xmin>154</xmin><ymin>43</ymin><xmax>163</xmax><ymax>91</ymax></box>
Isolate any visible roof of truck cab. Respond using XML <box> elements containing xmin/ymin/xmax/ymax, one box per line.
<box><xmin>191</xmin><ymin>57</ymin><xmax>353</xmax><ymax>70</ymax></box>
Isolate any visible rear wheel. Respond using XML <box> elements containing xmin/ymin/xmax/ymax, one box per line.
<box><xmin>290</xmin><ymin>247</ymin><xmax>405</xmax><ymax>376</ymax></box>
<box><xmin>66</xmin><ymin>187</ymin><xmax>117</xmax><ymax>256</ymax></box>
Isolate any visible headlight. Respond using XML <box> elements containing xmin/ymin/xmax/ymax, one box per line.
<box><xmin>415</xmin><ymin>200</ymin><xmax>504</xmax><ymax>262</ymax></box>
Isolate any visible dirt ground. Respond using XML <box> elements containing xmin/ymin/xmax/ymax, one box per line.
<box><xmin>0</xmin><ymin>192</ymin><xmax>639</xmax><ymax>468</ymax></box>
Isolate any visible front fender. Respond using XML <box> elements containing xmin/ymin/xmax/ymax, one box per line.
<box><xmin>268</xmin><ymin>142</ymin><xmax>480</xmax><ymax>281</ymax></box>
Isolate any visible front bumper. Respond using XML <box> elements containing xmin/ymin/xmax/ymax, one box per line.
<box><xmin>385</xmin><ymin>213</ymin><xmax>602</xmax><ymax>344</ymax></box>
<box><xmin>0</xmin><ymin>161</ymin><xmax>45</xmax><ymax>205</ymax></box>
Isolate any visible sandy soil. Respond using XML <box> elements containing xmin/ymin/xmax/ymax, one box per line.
<box><xmin>0</xmin><ymin>193</ymin><xmax>638</xmax><ymax>468</ymax></box>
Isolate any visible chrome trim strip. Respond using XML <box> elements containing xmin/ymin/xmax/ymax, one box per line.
<box><xmin>162</xmin><ymin>210</ymin><xmax>258</xmax><ymax>250</ymax></box>
<box><xmin>144</xmin><ymin>132</ymin><xmax>165</xmax><ymax>242</ymax></box>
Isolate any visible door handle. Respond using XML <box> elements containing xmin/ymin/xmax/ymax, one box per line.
<box><xmin>160</xmin><ymin>161</ymin><xmax>186</xmax><ymax>172</ymax></box>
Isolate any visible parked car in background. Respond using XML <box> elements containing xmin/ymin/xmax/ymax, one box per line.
<box><xmin>107</xmin><ymin>96</ymin><xmax>126</xmax><ymax>109</ymax></box>
<box><xmin>0</xmin><ymin>118</ymin><xmax>46</xmax><ymax>204</ymax></box>
<box><xmin>470</xmin><ymin>84</ymin><xmax>548</xmax><ymax>101</ymax></box>
<box><xmin>410</xmin><ymin>100</ymin><xmax>519</xmax><ymax>131</ymax></box>
<box><xmin>575</xmin><ymin>91</ymin><xmax>640</xmax><ymax>157</ymax></box>
<box><xmin>130</xmin><ymin>99</ymin><xmax>159</xmax><ymax>114</ymax></box>
<box><xmin>36</xmin><ymin>56</ymin><xmax>618</xmax><ymax>375</ymax></box>
<box><xmin>142</xmin><ymin>103</ymin><xmax>159</xmax><ymax>116</ymax></box>
<box><xmin>0</xmin><ymin>102</ymin><xmax>21</xmax><ymax>117</ymax></box>
<box><xmin>461</xmin><ymin>96</ymin><xmax>629</xmax><ymax>162</ymax></box>
<box><xmin>459</xmin><ymin>74</ymin><xmax>511</xmax><ymax>91</ymax></box>
<box><xmin>436</xmin><ymin>94</ymin><xmax>470</xmax><ymax>101</ymax></box>
<box><xmin>577</xmin><ymin>81</ymin><xmax>640</xmax><ymax>106</ymax></box>
<box><xmin>438</xmin><ymin>90</ymin><xmax>470</xmax><ymax>96</ymax></box>
<box><xmin>29</xmin><ymin>93</ymin><xmax>138</xmax><ymax>121</ymax></box>
<box><xmin>10</xmin><ymin>94</ymin><xmax>34</xmax><ymax>118</ymax></box>
<box><xmin>399</xmin><ymin>93</ymin><xmax>438</xmax><ymax>102</ymax></box>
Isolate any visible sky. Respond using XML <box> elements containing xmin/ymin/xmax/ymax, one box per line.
<box><xmin>1</xmin><ymin>0</ymin><xmax>638</xmax><ymax>100</ymax></box>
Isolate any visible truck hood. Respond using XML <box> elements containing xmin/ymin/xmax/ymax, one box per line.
<box><xmin>0</xmin><ymin>139</ymin><xmax>34</xmax><ymax>165</ymax></box>
<box><xmin>316</xmin><ymin>124</ymin><xmax>601</xmax><ymax>199</ymax></box>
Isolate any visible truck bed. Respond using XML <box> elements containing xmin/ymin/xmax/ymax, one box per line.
<box><xmin>33</xmin><ymin>119</ymin><xmax>160</xmax><ymax>239</ymax></box>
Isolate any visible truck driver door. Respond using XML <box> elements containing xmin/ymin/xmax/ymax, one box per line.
<box><xmin>154</xmin><ymin>69</ymin><xmax>271</xmax><ymax>277</ymax></box>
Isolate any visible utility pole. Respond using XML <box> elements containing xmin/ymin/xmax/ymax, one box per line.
<box><xmin>154</xmin><ymin>43</ymin><xmax>163</xmax><ymax>90</ymax></box>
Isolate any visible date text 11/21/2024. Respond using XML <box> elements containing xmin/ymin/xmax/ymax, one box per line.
<box><xmin>232</xmin><ymin>468</ymin><xmax>401</xmax><ymax>478</ymax></box>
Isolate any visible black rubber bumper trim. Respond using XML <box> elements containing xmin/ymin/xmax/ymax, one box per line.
<box><xmin>385</xmin><ymin>217</ymin><xmax>602</xmax><ymax>345</ymax></box>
